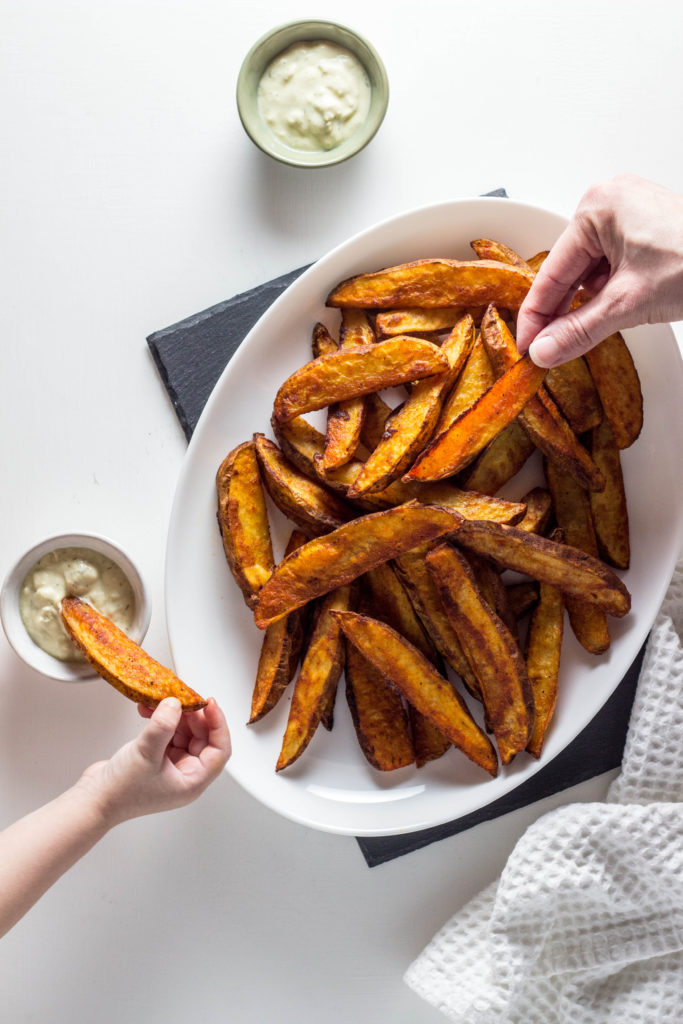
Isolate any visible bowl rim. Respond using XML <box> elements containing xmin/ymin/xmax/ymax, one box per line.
<box><xmin>236</xmin><ymin>18</ymin><xmax>389</xmax><ymax>169</ymax></box>
<box><xmin>0</xmin><ymin>531</ymin><xmax>152</xmax><ymax>682</ymax></box>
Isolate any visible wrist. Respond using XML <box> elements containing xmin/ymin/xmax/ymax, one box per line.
<box><xmin>68</xmin><ymin>773</ymin><xmax>125</xmax><ymax>835</ymax></box>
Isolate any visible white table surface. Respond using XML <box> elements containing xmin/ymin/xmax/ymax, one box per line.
<box><xmin>1</xmin><ymin>2</ymin><xmax>682</xmax><ymax>1020</ymax></box>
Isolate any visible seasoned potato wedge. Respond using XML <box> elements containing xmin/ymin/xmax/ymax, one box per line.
<box><xmin>426</xmin><ymin>545</ymin><xmax>533</xmax><ymax>764</ymax></box>
<box><xmin>345</xmin><ymin>639</ymin><xmax>415</xmax><ymax>771</ymax></box>
<box><xmin>311</xmin><ymin>321</ymin><xmax>337</xmax><ymax>358</ymax></box>
<box><xmin>404</xmin><ymin>355</ymin><xmax>547</xmax><ymax>482</ymax></box>
<box><xmin>584</xmin><ymin>332</ymin><xmax>643</xmax><ymax>449</ymax></box>
<box><xmin>271</xmin><ymin>414</ymin><xmax>326</xmax><ymax>479</ymax></box>
<box><xmin>275</xmin><ymin>585</ymin><xmax>352</xmax><ymax>771</ymax></box>
<box><xmin>322</xmin><ymin>309</ymin><xmax>375</xmax><ymax>470</ymax></box>
<box><xmin>359</xmin><ymin>391</ymin><xmax>393</xmax><ymax>452</ymax></box>
<box><xmin>435</xmin><ymin>335</ymin><xmax>495</xmax><ymax>435</ymax></box>
<box><xmin>375</xmin><ymin>307</ymin><xmax>484</xmax><ymax>337</ymax></box>
<box><xmin>273</xmin><ymin>336</ymin><xmax>448</xmax><ymax>423</ymax></box>
<box><xmin>333</xmin><ymin>611</ymin><xmax>498</xmax><ymax>776</ymax></box>
<box><xmin>525</xmin><ymin>250</ymin><xmax>550</xmax><ymax>273</ymax></box>
<box><xmin>588</xmin><ymin>417</ymin><xmax>630</xmax><ymax>570</ymax></box>
<box><xmin>216</xmin><ymin>440</ymin><xmax>274</xmax><ymax>610</ymax></box>
<box><xmin>516</xmin><ymin>487</ymin><xmax>553</xmax><ymax>535</ymax></box>
<box><xmin>470</xmin><ymin>238</ymin><xmax>531</xmax><ymax>270</ymax></box>
<box><xmin>545</xmin><ymin>357</ymin><xmax>602</xmax><ymax>435</ymax></box>
<box><xmin>254</xmin><ymin>433</ymin><xmax>352</xmax><ymax>535</ymax></box>
<box><xmin>464</xmin><ymin>551</ymin><xmax>518</xmax><ymax>639</ymax></box>
<box><xmin>506</xmin><ymin>580</ymin><xmax>540</xmax><ymax>619</ymax></box>
<box><xmin>254</xmin><ymin>503</ymin><xmax>463</xmax><ymax>628</ymax></box>
<box><xmin>326</xmin><ymin>259</ymin><xmax>533</xmax><ymax>310</ymax></box>
<box><xmin>525</xmin><ymin>581</ymin><xmax>565</xmax><ymax>758</ymax></box>
<box><xmin>61</xmin><ymin>598</ymin><xmax>207</xmax><ymax>711</ymax></box>
<box><xmin>461</xmin><ymin>420</ymin><xmax>536</xmax><ymax>496</ymax></box>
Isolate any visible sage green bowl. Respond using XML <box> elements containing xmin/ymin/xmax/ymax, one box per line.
<box><xmin>236</xmin><ymin>20</ymin><xmax>389</xmax><ymax>168</ymax></box>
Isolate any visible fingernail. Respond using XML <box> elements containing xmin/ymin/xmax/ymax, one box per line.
<box><xmin>528</xmin><ymin>335</ymin><xmax>558</xmax><ymax>368</ymax></box>
<box><xmin>164</xmin><ymin>696</ymin><xmax>181</xmax><ymax>710</ymax></box>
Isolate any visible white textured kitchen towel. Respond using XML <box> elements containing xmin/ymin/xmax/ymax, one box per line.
<box><xmin>405</xmin><ymin>556</ymin><xmax>683</xmax><ymax>1023</ymax></box>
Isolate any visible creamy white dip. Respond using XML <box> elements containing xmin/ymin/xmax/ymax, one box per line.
<box><xmin>19</xmin><ymin>547</ymin><xmax>136</xmax><ymax>661</ymax></box>
<box><xmin>257</xmin><ymin>40</ymin><xmax>372</xmax><ymax>152</ymax></box>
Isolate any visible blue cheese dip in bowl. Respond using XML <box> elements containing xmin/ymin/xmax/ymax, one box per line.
<box><xmin>1</xmin><ymin>532</ymin><xmax>151</xmax><ymax>682</ymax></box>
<box><xmin>236</xmin><ymin>20</ymin><xmax>388</xmax><ymax>168</ymax></box>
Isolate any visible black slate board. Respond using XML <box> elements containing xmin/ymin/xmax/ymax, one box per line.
<box><xmin>147</xmin><ymin>189</ymin><xmax>640</xmax><ymax>866</ymax></box>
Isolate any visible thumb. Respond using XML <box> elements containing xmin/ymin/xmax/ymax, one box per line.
<box><xmin>135</xmin><ymin>697</ymin><xmax>183</xmax><ymax>764</ymax></box>
<box><xmin>528</xmin><ymin>281</ymin><xmax>628</xmax><ymax>367</ymax></box>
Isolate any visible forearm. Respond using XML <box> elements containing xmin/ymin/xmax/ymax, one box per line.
<box><xmin>0</xmin><ymin>785</ymin><xmax>111</xmax><ymax>938</ymax></box>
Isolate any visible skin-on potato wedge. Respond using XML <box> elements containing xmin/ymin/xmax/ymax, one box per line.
<box><xmin>275</xmin><ymin>585</ymin><xmax>352</xmax><ymax>771</ymax></box>
<box><xmin>61</xmin><ymin>598</ymin><xmax>207</xmax><ymax>711</ymax></box>
<box><xmin>271</xmin><ymin>414</ymin><xmax>326</xmax><ymax>480</ymax></box>
<box><xmin>249</xmin><ymin>530</ymin><xmax>309</xmax><ymax>724</ymax></box>
<box><xmin>464</xmin><ymin>551</ymin><xmax>518</xmax><ymax>639</ymax></box>
<box><xmin>326</xmin><ymin>259</ymin><xmax>533</xmax><ymax>310</ymax></box>
<box><xmin>434</xmin><ymin>334</ymin><xmax>494</xmax><ymax>435</ymax></box>
<box><xmin>254</xmin><ymin>502</ymin><xmax>464</xmax><ymax>629</ymax></box>
<box><xmin>375</xmin><ymin>307</ymin><xmax>485</xmax><ymax>337</ymax></box>
<box><xmin>345</xmin><ymin>639</ymin><xmax>415</xmax><ymax>771</ymax></box>
<box><xmin>322</xmin><ymin>309</ymin><xmax>374</xmax><ymax>470</ymax></box>
<box><xmin>516</xmin><ymin>487</ymin><xmax>553</xmax><ymax>535</ymax></box>
<box><xmin>525</xmin><ymin>250</ymin><xmax>550</xmax><ymax>273</ymax></box>
<box><xmin>404</xmin><ymin>355</ymin><xmax>547</xmax><ymax>482</ymax></box>
<box><xmin>426</xmin><ymin>545</ymin><xmax>533</xmax><ymax>764</ymax></box>
<box><xmin>506</xmin><ymin>581</ymin><xmax>540</xmax><ymax>619</ymax></box>
<box><xmin>253</xmin><ymin>434</ymin><xmax>352</xmax><ymax>536</ymax></box>
<box><xmin>216</xmin><ymin>440</ymin><xmax>274</xmax><ymax>610</ymax></box>
<box><xmin>348</xmin><ymin>315</ymin><xmax>475</xmax><ymax>496</ymax></box>
<box><xmin>525</xmin><ymin>580</ymin><xmax>565</xmax><ymax>759</ymax></box>
<box><xmin>359</xmin><ymin>391</ymin><xmax>393</xmax><ymax>452</ymax></box>
<box><xmin>588</xmin><ymin>417</ymin><xmax>630</xmax><ymax>570</ymax></box>
<box><xmin>333</xmin><ymin>611</ymin><xmax>498</xmax><ymax>777</ymax></box>
<box><xmin>273</xmin><ymin>336</ymin><xmax>448</xmax><ymax>423</ymax></box>
<box><xmin>545</xmin><ymin>457</ymin><xmax>610</xmax><ymax>655</ymax></box>
<box><xmin>545</xmin><ymin>357</ymin><xmax>602</xmax><ymax>435</ymax></box>
<box><xmin>584</xmin><ymin>331</ymin><xmax>643</xmax><ymax>449</ymax></box>
<box><xmin>311</xmin><ymin>321</ymin><xmax>337</xmax><ymax>358</ymax></box>
<box><xmin>461</xmin><ymin>420</ymin><xmax>536</xmax><ymax>496</ymax></box>
<box><xmin>453</xmin><ymin>519</ymin><xmax>631</xmax><ymax>617</ymax></box>
<box><xmin>470</xmin><ymin>238</ymin><xmax>532</xmax><ymax>271</ymax></box>
<box><xmin>480</xmin><ymin>305</ymin><xmax>605</xmax><ymax>492</ymax></box>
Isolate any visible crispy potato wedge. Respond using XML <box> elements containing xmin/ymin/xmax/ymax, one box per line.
<box><xmin>588</xmin><ymin>417</ymin><xmax>630</xmax><ymax>570</ymax></box>
<box><xmin>271</xmin><ymin>414</ymin><xmax>326</xmax><ymax>480</ymax></box>
<box><xmin>461</xmin><ymin>420</ymin><xmax>536</xmax><ymax>496</ymax></box>
<box><xmin>584</xmin><ymin>332</ymin><xmax>643</xmax><ymax>449</ymax></box>
<box><xmin>254</xmin><ymin>433</ymin><xmax>352</xmax><ymax>535</ymax></box>
<box><xmin>344</xmin><ymin>639</ymin><xmax>415</xmax><ymax>771</ymax></box>
<box><xmin>359</xmin><ymin>391</ymin><xmax>393</xmax><ymax>452</ymax></box>
<box><xmin>506</xmin><ymin>580</ymin><xmax>540</xmax><ymax>619</ymax></box>
<box><xmin>311</xmin><ymin>321</ymin><xmax>337</xmax><ymax>358</ymax></box>
<box><xmin>216</xmin><ymin>440</ymin><xmax>274</xmax><ymax>610</ymax></box>
<box><xmin>464</xmin><ymin>552</ymin><xmax>518</xmax><ymax>638</ymax></box>
<box><xmin>545</xmin><ymin>358</ymin><xmax>602</xmax><ymax>434</ymax></box>
<box><xmin>333</xmin><ymin>612</ymin><xmax>498</xmax><ymax>776</ymax></box>
<box><xmin>61</xmin><ymin>598</ymin><xmax>207</xmax><ymax>711</ymax></box>
<box><xmin>516</xmin><ymin>487</ymin><xmax>553</xmax><ymax>534</ymax></box>
<box><xmin>408</xmin><ymin>704</ymin><xmax>452</xmax><ymax>768</ymax></box>
<box><xmin>453</xmin><ymin>519</ymin><xmax>630</xmax><ymax>617</ymax></box>
<box><xmin>470</xmin><ymin>238</ymin><xmax>531</xmax><ymax>271</ymax></box>
<box><xmin>275</xmin><ymin>585</ymin><xmax>351</xmax><ymax>771</ymax></box>
<box><xmin>249</xmin><ymin>530</ymin><xmax>309</xmax><ymax>723</ymax></box>
<box><xmin>326</xmin><ymin>259</ymin><xmax>533</xmax><ymax>310</ymax></box>
<box><xmin>254</xmin><ymin>502</ymin><xmax>463</xmax><ymax>628</ymax></box>
<box><xmin>435</xmin><ymin>334</ymin><xmax>494</xmax><ymax>434</ymax></box>
<box><xmin>525</xmin><ymin>250</ymin><xmax>550</xmax><ymax>273</ymax></box>
<box><xmin>480</xmin><ymin>305</ymin><xmax>605</xmax><ymax>492</ymax></box>
<box><xmin>426</xmin><ymin>545</ymin><xmax>533</xmax><ymax>764</ymax></box>
<box><xmin>525</xmin><ymin>580</ymin><xmax>565</xmax><ymax>758</ymax></box>
<box><xmin>348</xmin><ymin>315</ymin><xmax>475</xmax><ymax>496</ymax></box>
<box><xmin>404</xmin><ymin>355</ymin><xmax>547</xmax><ymax>482</ymax></box>
<box><xmin>375</xmin><ymin>307</ymin><xmax>485</xmax><ymax>336</ymax></box>
<box><xmin>545</xmin><ymin>457</ymin><xmax>610</xmax><ymax>655</ymax></box>
<box><xmin>273</xmin><ymin>336</ymin><xmax>448</xmax><ymax>422</ymax></box>
<box><xmin>322</xmin><ymin>309</ymin><xmax>374</xmax><ymax>470</ymax></box>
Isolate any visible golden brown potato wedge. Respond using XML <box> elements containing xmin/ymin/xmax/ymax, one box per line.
<box><xmin>453</xmin><ymin>519</ymin><xmax>630</xmax><ymax>617</ymax></box>
<box><xmin>253</xmin><ymin>434</ymin><xmax>352</xmax><ymax>536</ymax></box>
<box><xmin>326</xmin><ymin>259</ymin><xmax>533</xmax><ymax>310</ymax></box>
<box><xmin>216</xmin><ymin>440</ymin><xmax>274</xmax><ymax>610</ymax></box>
<box><xmin>275</xmin><ymin>585</ymin><xmax>351</xmax><ymax>771</ymax></box>
<box><xmin>588</xmin><ymin>417</ymin><xmax>630</xmax><ymax>570</ymax></box>
<box><xmin>584</xmin><ymin>332</ymin><xmax>643</xmax><ymax>449</ymax></box>
<box><xmin>545</xmin><ymin>358</ymin><xmax>602</xmax><ymax>435</ymax></box>
<box><xmin>506</xmin><ymin>580</ymin><xmax>540</xmax><ymax>619</ymax></box>
<box><xmin>525</xmin><ymin>250</ymin><xmax>550</xmax><ymax>273</ymax></box>
<box><xmin>461</xmin><ymin>420</ymin><xmax>536</xmax><ymax>496</ymax></box>
<box><xmin>61</xmin><ymin>598</ymin><xmax>207</xmax><ymax>711</ymax></box>
<box><xmin>333</xmin><ymin>611</ymin><xmax>498</xmax><ymax>776</ymax></box>
<box><xmin>273</xmin><ymin>336</ymin><xmax>448</xmax><ymax>422</ymax></box>
<box><xmin>525</xmin><ymin>580</ymin><xmax>565</xmax><ymax>758</ymax></box>
<box><xmin>545</xmin><ymin>457</ymin><xmax>610</xmax><ymax>655</ymax></box>
<box><xmin>516</xmin><ymin>487</ymin><xmax>553</xmax><ymax>535</ymax></box>
<box><xmin>271</xmin><ymin>414</ymin><xmax>326</xmax><ymax>480</ymax></box>
<box><xmin>322</xmin><ymin>309</ymin><xmax>374</xmax><ymax>470</ymax></box>
<box><xmin>249</xmin><ymin>530</ymin><xmax>309</xmax><ymax>723</ymax></box>
<box><xmin>426</xmin><ymin>545</ymin><xmax>533</xmax><ymax>764</ymax></box>
<box><xmin>311</xmin><ymin>321</ymin><xmax>337</xmax><ymax>359</ymax></box>
<box><xmin>435</xmin><ymin>334</ymin><xmax>494</xmax><ymax>434</ymax></box>
<box><xmin>408</xmin><ymin>705</ymin><xmax>452</xmax><ymax>768</ymax></box>
<box><xmin>359</xmin><ymin>391</ymin><xmax>393</xmax><ymax>452</ymax></box>
<box><xmin>344</xmin><ymin>639</ymin><xmax>415</xmax><ymax>771</ymax></box>
<box><xmin>375</xmin><ymin>307</ymin><xmax>485</xmax><ymax>337</ymax></box>
<box><xmin>254</xmin><ymin>502</ymin><xmax>463</xmax><ymax>628</ymax></box>
<box><xmin>404</xmin><ymin>355</ymin><xmax>547</xmax><ymax>482</ymax></box>
<box><xmin>464</xmin><ymin>551</ymin><xmax>518</xmax><ymax>639</ymax></box>
<box><xmin>470</xmin><ymin>238</ymin><xmax>531</xmax><ymax>270</ymax></box>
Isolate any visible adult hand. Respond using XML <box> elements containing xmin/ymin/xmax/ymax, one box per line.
<box><xmin>76</xmin><ymin>696</ymin><xmax>231</xmax><ymax>827</ymax></box>
<box><xmin>516</xmin><ymin>175</ymin><xmax>683</xmax><ymax>367</ymax></box>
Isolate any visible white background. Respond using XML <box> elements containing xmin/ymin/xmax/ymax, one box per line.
<box><xmin>1</xmin><ymin>2</ymin><xmax>682</xmax><ymax>1021</ymax></box>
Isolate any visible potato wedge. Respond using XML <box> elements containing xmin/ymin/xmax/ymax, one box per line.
<box><xmin>249</xmin><ymin>530</ymin><xmax>309</xmax><ymax>723</ymax></box>
<box><xmin>426</xmin><ymin>545</ymin><xmax>533</xmax><ymax>764</ymax></box>
<box><xmin>588</xmin><ymin>417</ymin><xmax>630</xmax><ymax>570</ymax></box>
<box><xmin>404</xmin><ymin>354</ymin><xmax>547</xmax><ymax>482</ymax></box>
<box><xmin>333</xmin><ymin>611</ymin><xmax>498</xmax><ymax>776</ymax></box>
<box><xmin>348</xmin><ymin>314</ymin><xmax>475</xmax><ymax>496</ymax></box>
<box><xmin>61</xmin><ymin>597</ymin><xmax>207</xmax><ymax>711</ymax></box>
<box><xmin>326</xmin><ymin>259</ymin><xmax>533</xmax><ymax>310</ymax></box>
<box><xmin>470</xmin><ymin>238</ymin><xmax>531</xmax><ymax>271</ymax></box>
<box><xmin>322</xmin><ymin>309</ymin><xmax>374</xmax><ymax>470</ymax></box>
<box><xmin>375</xmin><ymin>307</ymin><xmax>485</xmax><ymax>337</ymax></box>
<box><xmin>254</xmin><ymin>502</ymin><xmax>463</xmax><ymax>628</ymax></box>
<box><xmin>271</xmin><ymin>414</ymin><xmax>326</xmax><ymax>480</ymax></box>
<box><xmin>525</xmin><ymin>250</ymin><xmax>550</xmax><ymax>273</ymax></box>
<box><xmin>584</xmin><ymin>332</ymin><xmax>643</xmax><ymax>449</ymax></box>
<box><xmin>506</xmin><ymin>580</ymin><xmax>540</xmax><ymax>619</ymax></box>
<box><xmin>273</xmin><ymin>336</ymin><xmax>448</xmax><ymax>422</ymax></box>
<box><xmin>461</xmin><ymin>420</ymin><xmax>536</xmax><ymax>496</ymax></box>
<box><xmin>359</xmin><ymin>391</ymin><xmax>393</xmax><ymax>452</ymax></box>
<box><xmin>311</xmin><ymin>321</ymin><xmax>337</xmax><ymax>358</ymax></box>
<box><xmin>434</xmin><ymin>334</ymin><xmax>495</xmax><ymax>436</ymax></box>
<box><xmin>525</xmin><ymin>580</ymin><xmax>565</xmax><ymax>758</ymax></box>
<box><xmin>216</xmin><ymin>440</ymin><xmax>274</xmax><ymax>610</ymax></box>
<box><xmin>545</xmin><ymin>358</ymin><xmax>602</xmax><ymax>434</ymax></box>
<box><xmin>344</xmin><ymin>639</ymin><xmax>415</xmax><ymax>771</ymax></box>
<box><xmin>516</xmin><ymin>487</ymin><xmax>553</xmax><ymax>535</ymax></box>
<box><xmin>254</xmin><ymin>434</ymin><xmax>352</xmax><ymax>535</ymax></box>
<box><xmin>464</xmin><ymin>551</ymin><xmax>518</xmax><ymax>639</ymax></box>
<box><xmin>453</xmin><ymin>519</ymin><xmax>630</xmax><ymax>617</ymax></box>
<box><xmin>545</xmin><ymin>457</ymin><xmax>610</xmax><ymax>655</ymax></box>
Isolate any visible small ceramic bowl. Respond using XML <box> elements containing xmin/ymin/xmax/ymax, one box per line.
<box><xmin>0</xmin><ymin>532</ymin><xmax>152</xmax><ymax>682</ymax></box>
<box><xmin>236</xmin><ymin>19</ymin><xmax>389</xmax><ymax>168</ymax></box>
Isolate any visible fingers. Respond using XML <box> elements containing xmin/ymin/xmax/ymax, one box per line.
<box><xmin>526</xmin><ymin>280</ymin><xmax>629</xmax><ymax>367</ymax></box>
<box><xmin>203</xmin><ymin>698</ymin><xmax>232</xmax><ymax>764</ymax></box>
<box><xmin>135</xmin><ymin>697</ymin><xmax>184</xmax><ymax>765</ymax></box>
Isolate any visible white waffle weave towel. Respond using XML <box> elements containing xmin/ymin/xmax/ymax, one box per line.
<box><xmin>405</xmin><ymin>557</ymin><xmax>683</xmax><ymax>1023</ymax></box>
